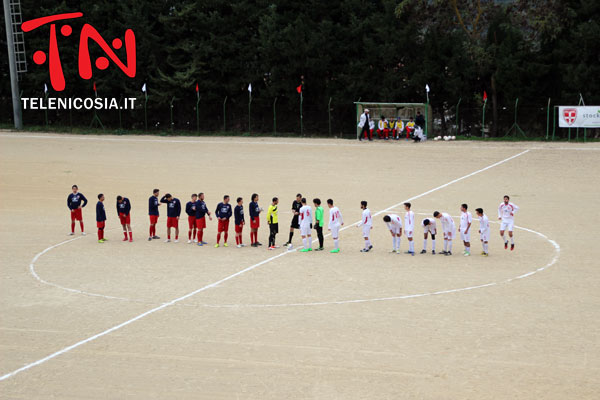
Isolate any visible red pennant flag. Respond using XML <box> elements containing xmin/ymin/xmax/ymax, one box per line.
<box><xmin>93</xmin><ymin>81</ymin><xmax>97</xmax><ymax>92</ymax></box>
<box><xmin>296</xmin><ymin>85</ymin><xmax>302</xmax><ymax>94</ymax></box>
<box><xmin>483</xmin><ymin>91</ymin><xmax>487</xmax><ymax>101</ymax></box>
<box><xmin>195</xmin><ymin>83</ymin><xmax>199</xmax><ymax>92</ymax></box>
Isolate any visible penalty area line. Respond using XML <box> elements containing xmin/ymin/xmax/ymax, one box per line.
<box><xmin>0</xmin><ymin>149</ymin><xmax>530</xmax><ymax>382</ymax></box>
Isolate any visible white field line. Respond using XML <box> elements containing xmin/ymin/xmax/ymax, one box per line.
<box><xmin>1</xmin><ymin>132</ymin><xmax>599</xmax><ymax>150</ymax></box>
<box><xmin>2</xmin><ymin>149</ymin><xmax>530</xmax><ymax>382</ymax></box>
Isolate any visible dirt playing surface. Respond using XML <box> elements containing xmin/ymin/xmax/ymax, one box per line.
<box><xmin>1</xmin><ymin>132</ymin><xmax>599</xmax><ymax>399</ymax></box>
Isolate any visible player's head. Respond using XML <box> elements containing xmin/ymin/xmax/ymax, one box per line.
<box><xmin>252</xmin><ymin>193</ymin><xmax>258</xmax><ymax>202</ymax></box>
<box><xmin>153</xmin><ymin>188</ymin><xmax>159</xmax><ymax>197</ymax></box>
<box><xmin>272</xmin><ymin>196</ymin><xmax>278</xmax><ymax>204</ymax></box>
<box><xmin>383</xmin><ymin>215</ymin><xmax>391</xmax><ymax>222</ymax></box>
<box><xmin>327</xmin><ymin>199</ymin><xmax>334</xmax><ymax>208</ymax></box>
<box><xmin>237</xmin><ymin>197</ymin><xmax>243</xmax><ymax>204</ymax></box>
<box><xmin>296</xmin><ymin>193</ymin><xmax>302</xmax><ymax>201</ymax></box>
<box><xmin>475</xmin><ymin>208</ymin><xmax>484</xmax><ymax>216</ymax></box>
<box><xmin>404</xmin><ymin>202</ymin><xmax>411</xmax><ymax>210</ymax></box>
<box><xmin>503</xmin><ymin>195</ymin><xmax>510</xmax><ymax>204</ymax></box>
<box><xmin>423</xmin><ymin>218</ymin><xmax>430</xmax><ymax>226</ymax></box>
<box><xmin>361</xmin><ymin>200</ymin><xmax>367</xmax><ymax>209</ymax></box>
<box><xmin>380</xmin><ymin>115</ymin><xmax>385</xmax><ymax>120</ymax></box>
<box><xmin>223</xmin><ymin>195</ymin><xmax>230</xmax><ymax>203</ymax></box>
<box><xmin>98</xmin><ymin>193</ymin><xmax>104</xmax><ymax>201</ymax></box>
<box><xmin>313</xmin><ymin>198</ymin><xmax>321</xmax><ymax>206</ymax></box>
<box><xmin>417</xmin><ymin>111</ymin><xmax>421</xmax><ymax>115</ymax></box>
<box><xmin>117</xmin><ymin>195</ymin><xmax>123</xmax><ymax>203</ymax></box>
<box><xmin>433</xmin><ymin>211</ymin><xmax>441</xmax><ymax>218</ymax></box>
<box><xmin>72</xmin><ymin>185</ymin><xmax>78</xmax><ymax>193</ymax></box>
<box><xmin>198</xmin><ymin>192</ymin><xmax>204</xmax><ymax>200</ymax></box>
<box><xmin>410</xmin><ymin>116</ymin><xmax>414</xmax><ymax>121</ymax></box>
<box><xmin>165</xmin><ymin>193</ymin><xmax>172</xmax><ymax>200</ymax></box>
<box><xmin>301</xmin><ymin>197</ymin><xmax>307</xmax><ymax>205</ymax></box>
<box><xmin>191</xmin><ymin>193</ymin><xmax>197</xmax><ymax>200</ymax></box>
<box><xmin>461</xmin><ymin>203</ymin><xmax>468</xmax><ymax>212</ymax></box>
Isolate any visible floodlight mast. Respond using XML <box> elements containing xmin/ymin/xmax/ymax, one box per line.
<box><xmin>3</xmin><ymin>0</ymin><xmax>23</xmax><ymax>130</ymax></box>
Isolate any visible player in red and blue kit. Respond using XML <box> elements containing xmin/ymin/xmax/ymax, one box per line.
<box><xmin>96</xmin><ymin>193</ymin><xmax>107</xmax><ymax>243</ymax></box>
<box><xmin>249</xmin><ymin>193</ymin><xmax>263</xmax><ymax>247</ymax></box>
<box><xmin>160</xmin><ymin>193</ymin><xmax>181</xmax><ymax>242</ymax></box>
<box><xmin>148</xmin><ymin>189</ymin><xmax>161</xmax><ymax>241</ymax></box>
<box><xmin>116</xmin><ymin>195</ymin><xmax>133</xmax><ymax>242</ymax></box>
<box><xmin>234</xmin><ymin>197</ymin><xmax>245</xmax><ymax>247</ymax></box>
<box><xmin>185</xmin><ymin>194</ymin><xmax>198</xmax><ymax>243</ymax></box>
<box><xmin>215</xmin><ymin>195</ymin><xmax>233</xmax><ymax>247</ymax></box>
<box><xmin>68</xmin><ymin>185</ymin><xmax>88</xmax><ymax>235</ymax></box>
<box><xmin>195</xmin><ymin>192</ymin><xmax>212</xmax><ymax>246</ymax></box>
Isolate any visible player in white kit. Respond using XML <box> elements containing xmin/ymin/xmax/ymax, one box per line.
<box><xmin>476</xmin><ymin>208</ymin><xmax>490</xmax><ymax>256</ymax></box>
<box><xmin>434</xmin><ymin>211</ymin><xmax>455</xmax><ymax>256</ymax></box>
<box><xmin>420</xmin><ymin>218</ymin><xmax>437</xmax><ymax>254</ymax></box>
<box><xmin>459</xmin><ymin>203</ymin><xmax>473</xmax><ymax>256</ymax></box>
<box><xmin>383</xmin><ymin>214</ymin><xmax>403</xmax><ymax>253</ymax></box>
<box><xmin>498</xmin><ymin>195</ymin><xmax>519</xmax><ymax>250</ymax></box>
<box><xmin>404</xmin><ymin>203</ymin><xmax>415</xmax><ymax>255</ymax></box>
<box><xmin>357</xmin><ymin>200</ymin><xmax>373</xmax><ymax>252</ymax></box>
<box><xmin>327</xmin><ymin>199</ymin><xmax>343</xmax><ymax>253</ymax></box>
<box><xmin>298</xmin><ymin>198</ymin><xmax>313</xmax><ymax>252</ymax></box>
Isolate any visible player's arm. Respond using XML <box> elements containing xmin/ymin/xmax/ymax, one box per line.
<box><xmin>175</xmin><ymin>200</ymin><xmax>181</xmax><ymax>218</ymax></box>
<box><xmin>160</xmin><ymin>195</ymin><xmax>168</xmax><ymax>204</ymax></box>
<box><xmin>67</xmin><ymin>195</ymin><xmax>72</xmax><ymax>210</ymax></box>
<box><xmin>512</xmin><ymin>204</ymin><xmax>519</xmax><ymax>215</ymax></box>
<box><xmin>226</xmin><ymin>205</ymin><xmax>232</xmax><ymax>220</ymax></box>
<box><xmin>116</xmin><ymin>201</ymin><xmax>120</xmax><ymax>216</ymax></box>
<box><xmin>498</xmin><ymin>204</ymin><xmax>503</xmax><ymax>220</ymax></box>
<box><xmin>80</xmin><ymin>194</ymin><xmax>88</xmax><ymax>208</ymax></box>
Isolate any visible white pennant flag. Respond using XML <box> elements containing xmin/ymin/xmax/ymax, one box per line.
<box><xmin>425</xmin><ymin>84</ymin><xmax>430</xmax><ymax>93</ymax></box>
<box><xmin>141</xmin><ymin>83</ymin><xmax>147</xmax><ymax>93</ymax></box>
<box><xmin>44</xmin><ymin>83</ymin><xmax>48</xmax><ymax>93</ymax></box>
<box><xmin>248</xmin><ymin>83</ymin><xmax>252</xmax><ymax>93</ymax></box>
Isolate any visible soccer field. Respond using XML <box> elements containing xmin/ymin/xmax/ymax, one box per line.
<box><xmin>0</xmin><ymin>132</ymin><xmax>599</xmax><ymax>399</ymax></box>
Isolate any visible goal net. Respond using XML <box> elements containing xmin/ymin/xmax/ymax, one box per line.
<box><xmin>355</xmin><ymin>102</ymin><xmax>432</xmax><ymax>140</ymax></box>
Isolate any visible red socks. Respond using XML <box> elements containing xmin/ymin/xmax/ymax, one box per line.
<box><xmin>128</xmin><ymin>231</ymin><xmax>132</xmax><ymax>240</ymax></box>
<box><xmin>224</xmin><ymin>232</ymin><xmax>228</xmax><ymax>243</ymax></box>
<box><xmin>71</xmin><ymin>222</ymin><xmax>75</xmax><ymax>233</ymax></box>
<box><xmin>198</xmin><ymin>230</ymin><xmax>203</xmax><ymax>242</ymax></box>
<box><xmin>216</xmin><ymin>232</ymin><xmax>221</xmax><ymax>244</ymax></box>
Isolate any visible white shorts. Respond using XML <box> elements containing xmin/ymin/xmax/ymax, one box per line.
<box><xmin>300</xmin><ymin>225</ymin><xmax>311</xmax><ymax>236</ymax></box>
<box><xmin>480</xmin><ymin>230</ymin><xmax>490</xmax><ymax>242</ymax></box>
<box><xmin>423</xmin><ymin>226</ymin><xmax>435</xmax><ymax>235</ymax></box>
<box><xmin>500</xmin><ymin>221</ymin><xmax>514</xmax><ymax>232</ymax></box>
<box><xmin>362</xmin><ymin>225</ymin><xmax>371</xmax><ymax>238</ymax></box>
<box><xmin>444</xmin><ymin>224</ymin><xmax>455</xmax><ymax>239</ymax></box>
<box><xmin>460</xmin><ymin>231</ymin><xmax>471</xmax><ymax>242</ymax></box>
<box><xmin>330</xmin><ymin>225</ymin><xmax>340</xmax><ymax>238</ymax></box>
<box><xmin>389</xmin><ymin>227</ymin><xmax>401</xmax><ymax>235</ymax></box>
<box><xmin>404</xmin><ymin>230</ymin><xmax>413</xmax><ymax>238</ymax></box>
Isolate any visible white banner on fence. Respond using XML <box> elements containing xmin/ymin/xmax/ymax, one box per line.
<box><xmin>558</xmin><ymin>106</ymin><xmax>600</xmax><ymax>128</ymax></box>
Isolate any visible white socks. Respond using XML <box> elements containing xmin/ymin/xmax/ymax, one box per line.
<box><xmin>448</xmin><ymin>240</ymin><xmax>453</xmax><ymax>252</ymax></box>
<box><xmin>409</xmin><ymin>240</ymin><xmax>414</xmax><ymax>252</ymax></box>
<box><xmin>483</xmin><ymin>242</ymin><xmax>488</xmax><ymax>253</ymax></box>
<box><xmin>432</xmin><ymin>240</ymin><xmax>436</xmax><ymax>251</ymax></box>
<box><xmin>465</xmin><ymin>246</ymin><xmax>470</xmax><ymax>253</ymax></box>
<box><xmin>510</xmin><ymin>236</ymin><xmax>514</xmax><ymax>244</ymax></box>
<box><xmin>444</xmin><ymin>239</ymin><xmax>448</xmax><ymax>251</ymax></box>
<box><xmin>302</xmin><ymin>237</ymin><xmax>307</xmax><ymax>248</ymax></box>
<box><xmin>392</xmin><ymin>236</ymin><xmax>401</xmax><ymax>250</ymax></box>
<box><xmin>334</xmin><ymin>239</ymin><xmax>339</xmax><ymax>249</ymax></box>
<box><xmin>423</xmin><ymin>239</ymin><xmax>427</xmax><ymax>250</ymax></box>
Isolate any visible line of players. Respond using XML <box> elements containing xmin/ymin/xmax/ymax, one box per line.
<box><xmin>67</xmin><ymin>185</ymin><xmax>519</xmax><ymax>255</ymax></box>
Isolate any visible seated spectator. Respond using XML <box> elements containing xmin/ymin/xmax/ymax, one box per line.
<box><xmin>392</xmin><ymin>118</ymin><xmax>404</xmax><ymax>140</ymax></box>
<box><xmin>377</xmin><ymin>116</ymin><xmax>390</xmax><ymax>140</ymax></box>
<box><xmin>405</xmin><ymin>117</ymin><xmax>416</xmax><ymax>140</ymax></box>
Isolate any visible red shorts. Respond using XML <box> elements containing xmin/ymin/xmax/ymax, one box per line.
<box><xmin>119</xmin><ymin>213</ymin><xmax>131</xmax><ymax>225</ymax></box>
<box><xmin>195</xmin><ymin>216</ymin><xmax>206</xmax><ymax>229</ymax></box>
<box><xmin>96</xmin><ymin>221</ymin><xmax>105</xmax><ymax>228</ymax></box>
<box><xmin>250</xmin><ymin>217</ymin><xmax>260</xmax><ymax>229</ymax></box>
<box><xmin>71</xmin><ymin>208</ymin><xmax>83</xmax><ymax>221</ymax></box>
<box><xmin>188</xmin><ymin>215</ymin><xmax>196</xmax><ymax>229</ymax></box>
<box><xmin>218</xmin><ymin>219</ymin><xmax>229</xmax><ymax>232</ymax></box>
<box><xmin>235</xmin><ymin>224</ymin><xmax>243</xmax><ymax>233</ymax></box>
<box><xmin>149</xmin><ymin>215</ymin><xmax>159</xmax><ymax>224</ymax></box>
<box><xmin>167</xmin><ymin>217</ymin><xmax>179</xmax><ymax>229</ymax></box>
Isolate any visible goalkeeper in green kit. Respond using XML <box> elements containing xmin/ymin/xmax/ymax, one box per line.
<box><xmin>313</xmin><ymin>198</ymin><xmax>325</xmax><ymax>251</ymax></box>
